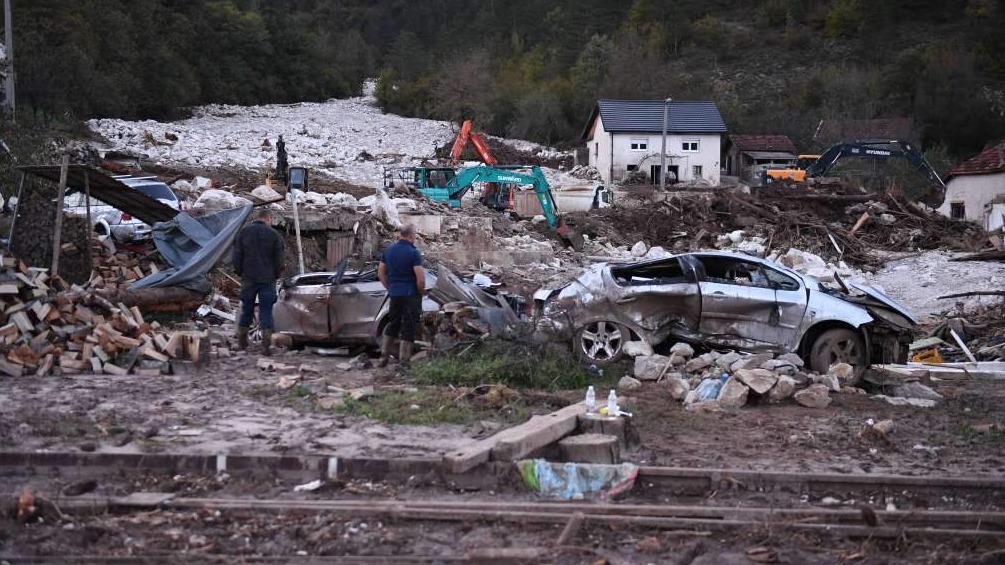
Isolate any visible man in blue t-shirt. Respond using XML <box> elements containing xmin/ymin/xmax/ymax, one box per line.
<box><xmin>376</xmin><ymin>223</ymin><xmax>425</xmax><ymax>366</ymax></box>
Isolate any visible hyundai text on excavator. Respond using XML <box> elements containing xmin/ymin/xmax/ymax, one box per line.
<box><xmin>761</xmin><ymin>140</ymin><xmax>947</xmax><ymax>200</ymax></box>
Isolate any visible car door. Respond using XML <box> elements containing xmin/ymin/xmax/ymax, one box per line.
<box><xmin>695</xmin><ymin>255</ymin><xmax>808</xmax><ymax>349</ymax></box>
<box><xmin>329</xmin><ymin>279</ymin><xmax>388</xmax><ymax>339</ymax></box>
<box><xmin>604</xmin><ymin>257</ymin><xmax>701</xmax><ymax>336</ymax></box>
<box><xmin>273</xmin><ymin>275</ymin><xmax>333</xmax><ymax>339</ymax></box>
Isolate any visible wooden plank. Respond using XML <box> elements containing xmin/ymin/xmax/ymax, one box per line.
<box><xmin>102</xmin><ymin>362</ymin><xmax>129</xmax><ymax>376</ymax></box>
<box><xmin>35</xmin><ymin>354</ymin><xmax>54</xmax><ymax>376</ymax></box>
<box><xmin>443</xmin><ymin>402</ymin><xmax>586</xmax><ymax>474</ymax></box>
<box><xmin>90</xmin><ymin>357</ymin><xmax>103</xmax><ymax>372</ymax></box>
<box><xmin>140</xmin><ymin>347</ymin><xmax>169</xmax><ymax>363</ymax></box>
<box><xmin>51</xmin><ymin>154</ymin><xmax>70</xmax><ymax>277</ymax></box>
<box><xmin>0</xmin><ymin>283</ymin><xmax>20</xmax><ymax>295</ymax></box>
<box><xmin>0</xmin><ymin>357</ymin><xmax>23</xmax><ymax>377</ymax></box>
<box><xmin>129</xmin><ymin>306</ymin><xmax>145</xmax><ymax>326</ymax></box>
<box><xmin>11</xmin><ymin>311</ymin><xmax>33</xmax><ymax>333</ymax></box>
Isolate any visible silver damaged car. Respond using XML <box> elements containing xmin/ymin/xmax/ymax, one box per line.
<box><xmin>534</xmin><ymin>251</ymin><xmax>916</xmax><ymax>374</ymax></box>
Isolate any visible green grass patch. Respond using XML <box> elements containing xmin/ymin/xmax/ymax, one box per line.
<box><xmin>959</xmin><ymin>422</ymin><xmax>1005</xmax><ymax>443</ymax></box>
<box><xmin>338</xmin><ymin>389</ymin><xmax>530</xmax><ymax>426</ymax></box>
<box><xmin>410</xmin><ymin>339</ymin><xmax>623</xmax><ymax>391</ymax></box>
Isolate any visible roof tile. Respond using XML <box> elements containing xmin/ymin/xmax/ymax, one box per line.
<box><xmin>728</xmin><ymin>134</ymin><xmax>797</xmax><ymax>153</ymax></box>
<box><xmin>596</xmin><ymin>99</ymin><xmax>728</xmax><ymax>134</ymax></box>
<box><xmin>948</xmin><ymin>143</ymin><xmax>1005</xmax><ymax>179</ymax></box>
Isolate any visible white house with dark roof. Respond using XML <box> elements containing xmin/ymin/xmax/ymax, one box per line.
<box><xmin>582</xmin><ymin>99</ymin><xmax>728</xmax><ymax>185</ymax></box>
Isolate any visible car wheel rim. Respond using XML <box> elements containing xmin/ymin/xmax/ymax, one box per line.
<box><xmin>824</xmin><ymin>337</ymin><xmax>862</xmax><ymax>366</ymax></box>
<box><xmin>580</xmin><ymin>321</ymin><xmax>623</xmax><ymax>361</ymax></box>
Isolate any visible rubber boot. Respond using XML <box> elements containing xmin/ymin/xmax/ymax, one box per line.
<box><xmin>261</xmin><ymin>329</ymin><xmax>273</xmax><ymax>357</ymax></box>
<box><xmin>375</xmin><ymin>335</ymin><xmax>395</xmax><ymax>368</ymax></box>
<box><xmin>398</xmin><ymin>341</ymin><xmax>414</xmax><ymax>367</ymax></box>
<box><xmin>236</xmin><ymin>326</ymin><xmax>250</xmax><ymax>351</ymax></box>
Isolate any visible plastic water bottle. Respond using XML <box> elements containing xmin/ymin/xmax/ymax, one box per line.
<box><xmin>607</xmin><ymin>389</ymin><xmax>619</xmax><ymax>417</ymax></box>
<box><xmin>585</xmin><ymin>386</ymin><xmax>596</xmax><ymax>413</ymax></box>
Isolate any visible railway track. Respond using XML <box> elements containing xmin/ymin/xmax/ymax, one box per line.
<box><xmin>32</xmin><ymin>493</ymin><xmax>1005</xmax><ymax>540</ymax></box>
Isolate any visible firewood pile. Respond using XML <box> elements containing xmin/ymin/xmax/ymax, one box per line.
<box><xmin>85</xmin><ymin>236</ymin><xmax>165</xmax><ymax>292</ymax></box>
<box><xmin>421</xmin><ymin>303</ymin><xmax>494</xmax><ymax>354</ymax></box>
<box><xmin>0</xmin><ymin>249</ymin><xmax>207</xmax><ymax>377</ymax></box>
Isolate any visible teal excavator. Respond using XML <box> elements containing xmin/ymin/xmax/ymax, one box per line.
<box><xmin>430</xmin><ymin>164</ymin><xmax>584</xmax><ymax>250</ymax></box>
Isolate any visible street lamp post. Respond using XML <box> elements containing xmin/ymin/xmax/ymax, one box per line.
<box><xmin>660</xmin><ymin>97</ymin><xmax>672</xmax><ymax>191</ymax></box>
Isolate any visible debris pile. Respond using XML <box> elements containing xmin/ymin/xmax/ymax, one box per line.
<box><xmin>572</xmin><ymin>189</ymin><xmax>985</xmax><ymax>269</ymax></box>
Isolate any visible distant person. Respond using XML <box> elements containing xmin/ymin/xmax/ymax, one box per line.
<box><xmin>233</xmin><ymin>208</ymin><xmax>285</xmax><ymax>355</ymax></box>
<box><xmin>376</xmin><ymin>224</ymin><xmax>425</xmax><ymax>367</ymax></box>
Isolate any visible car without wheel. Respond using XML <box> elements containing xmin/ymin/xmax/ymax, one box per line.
<box><xmin>533</xmin><ymin>251</ymin><xmax>916</xmax><ymax>375</ymax></box>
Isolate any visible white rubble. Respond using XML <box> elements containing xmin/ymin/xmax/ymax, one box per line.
<box><xmin>87</xmin><ymin>89</ymin><xmax>571</xmax><ymax>191</ymax></box>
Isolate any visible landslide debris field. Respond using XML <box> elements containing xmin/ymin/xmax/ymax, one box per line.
<box><xmin>3</xmin><ymin>94</ymin><xmax>1005</xmax><ymax>563</ymax></box>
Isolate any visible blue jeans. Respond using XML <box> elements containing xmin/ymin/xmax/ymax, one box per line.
<box><xmin>239</xmin><ymin>281</ymin><xmax>278</xmax><ymax>329</ymax></box>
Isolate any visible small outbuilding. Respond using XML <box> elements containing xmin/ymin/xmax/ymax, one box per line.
<box><xmin>723</xmin><ymin>134</ymin><xmax>798</xmax><ymax>182</ymax></box>
<box><xmin>937</xmin><ymin>143</ymin><xmax>1005</xmax><ymax>230</ymax></box>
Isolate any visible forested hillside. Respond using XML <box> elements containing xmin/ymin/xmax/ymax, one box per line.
<box><xmin>15</xmin><ymin>0</ymin><xmax>1005</xmax><ymax>157</ymax></box>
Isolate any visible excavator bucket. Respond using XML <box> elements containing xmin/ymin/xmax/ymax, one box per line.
<box><xmin>555</xmin><ymin>220</ymin><xmax>585</xmax><ymax>251</ymax></box>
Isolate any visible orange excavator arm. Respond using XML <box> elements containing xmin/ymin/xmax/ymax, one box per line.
<box><xmin>450</xmin><ymin>119</ymin><xmax>498</xmax><ymax>165</ymax></box>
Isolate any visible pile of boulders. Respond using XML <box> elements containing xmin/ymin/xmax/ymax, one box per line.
<box><xmin>618</xmin><ymin>342</ymin><xmax>947</xmax><ymax>410</ymax></box>
<box><xmin>620</xmin><ymin>342</ymin><xmax>860</xmax><ymax>410</ymax></box>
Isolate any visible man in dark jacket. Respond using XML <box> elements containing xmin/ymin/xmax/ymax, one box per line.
<box><xmin>376</xmin><ymin>223</ymin><xmax>425</xmax><ymax>367</ymax></box>
<box><xmin>233</xmin><ymin>207</ymin><xmax>285</xmax><ymax>355</ymax></box>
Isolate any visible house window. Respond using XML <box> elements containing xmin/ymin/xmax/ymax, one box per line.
<box><xmin>682</xmin><ymin>140</ymin><xmax>699</xmax><ymax>152</ymax></box>
<box><xmin>692</xmin><ymin>165</ymin><xmax>703</xmax><ymax>178</ymax></box>
<box><xmin>630</xmin><ymin>138</ymin><xmax>648</xmax><ymax>151</ymax></box>
<box><xmin>950</xmin><ymin>202</ymin><xmax>965</xmax><ymax>220</ymax></box>
<box><xmin>627</xmin><ymin>165</ymin><xmax>638</xmax><ymax>172</ymax></box>
<box><xmin>594</xmin><ymin>143</ymin><xmax>598</xmax><ymax>158</ymax></box>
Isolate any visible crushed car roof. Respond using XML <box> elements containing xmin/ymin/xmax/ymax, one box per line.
<box><xmin>20</xmin><ymin>165</ymin><xmax>180</xmax><ymax>225</ymax></box>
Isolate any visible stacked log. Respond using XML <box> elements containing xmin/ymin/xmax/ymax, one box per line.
<box><xmin>0</xmin><ymin>250</ymin><xmax>204</xmax><ymax>377</ymax></box>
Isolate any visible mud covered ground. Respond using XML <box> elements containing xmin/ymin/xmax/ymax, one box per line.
<box><xmin>1</xmin><ymin>338</ymin><xmax>1003</xmax><ymax>477</ymax></box>
<box><xmin>630</xmin><ymin>379</ymin><xmax>1005</xmax><ymax>476</ymax></box>
<box><xmin>1</xmin><ymin>342</ymin><xmax>1004</xmax><ymax>563</ymax></box>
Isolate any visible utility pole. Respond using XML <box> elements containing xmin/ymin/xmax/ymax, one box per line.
<box><xmin>660</xmin><ymin>98</ymin><xmax>672</xmax><ymax>191</ymax></box>
<box><xmin>3</xmin><ymin>0</ymin><xmax>14</xmax><ymax>121</ymax></box>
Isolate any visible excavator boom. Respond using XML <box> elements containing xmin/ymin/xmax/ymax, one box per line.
<box><xmin>450</xmin><ymin>119</ymin><xmax>498</xmax><ymax>165</ymax></box>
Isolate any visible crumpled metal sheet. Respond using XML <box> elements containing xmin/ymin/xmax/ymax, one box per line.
<box><xmin>130</xmin><ymin>204</ymin><xmax>253</xmax><ymax>291</ymax></box>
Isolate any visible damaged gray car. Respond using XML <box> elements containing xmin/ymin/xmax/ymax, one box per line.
<box><xmin>534</xmin><ymin>251</ymin><xmax>916</xmax><ymax>374</ymax></box>
<box><xmin>274</xmin><ymin>260</ymin><xmax>516</xmax><ymax>347</ymax></box>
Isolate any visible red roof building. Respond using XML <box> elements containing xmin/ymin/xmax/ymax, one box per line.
<box><xmin>938</xmin><ymin>142</ymin><xmax>1005</xmax><ymax>228</ymax></box>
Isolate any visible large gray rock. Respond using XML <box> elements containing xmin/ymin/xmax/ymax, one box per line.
<box><xmin>790</xmin><ymin>372</ymin><xmax>810</xmax><ymax>386</ymax></box>
<box><xmin>631</xmin><ymin>241</ymin><xmax>648</xmax><ymax>257</ymax></box>
<box><xmin>810</xmin><ymin>373</ymin><xmax>841</xmax><ymax>392</ymax></box>
<box><xmin>634</xmin><ymin>354</ymin><xmax>670</xmax><ymax>381</ymax></box>
<box><xmin>669</xmin><ymin>353</ymin><xmax>687</xmax><ymax>366</ymax></box>
<box><xmin>776</xmin><ymin>352</ymin><xmax>805</xmax><ymax>368</ymax></box>
<box><xmin>735</xmin><ymin>368</ymin><xmax>778</xmax><ymax>394</ymax></box>
<box><xmin>662</xmin><ymin>376</ymin><xmax>690</xmax><ymax>400</ymax></box>
<box><xmin>828</xmin><ymin>362</ymin><xmax>858</xmax><ymax>386</ymax></box>
<box><xmin>618</xmin><ymin>375</ymin><xmax>642</xmax><ymax>392</ymax></box>
<box><xmin>715</xmin><ymin>352</ymin><xmax>742</xmax><ymax>371</ymax></box>
<box><xmin>768</xmin><ymin>375</ymin><xmax>796</xmax><ymax>402</ymax></box>
<box><xmin>730</xmin><ymin>353</ymin><xmax>775</xmax><ymax>373</ymax></box>
<box><xmin>669</xmin><ymin>342</ymin><xmax>695</xmax><ymax>358</ymax></box>
<box><xmin>623</xmin><ymin>341</ymin><xmax>654</xmax><ymax>357</ymax></box>
<box><xmin>794</xmin><ymin>384</ymin><xmax>832</xmax><ymax>408</ymax></box>
<box><xmin>684</xmin><ymin>355</ymin><xmax>712</xmax><ymax>373</ymax></box>
<box><xmin>891</xmin><ymin>381</ymin><xmax>943</xmax><ymax>402</ymax></box>
<box><xmin>718</xmin><ymin>377</ymin><xmax>750</xmax><ymax>408</ymax></box>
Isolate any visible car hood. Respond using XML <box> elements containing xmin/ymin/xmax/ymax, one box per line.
<box><xmin>845</xmin><ymin>280</ymin><xmax>918</xmax><ymax>325</ymax></box>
